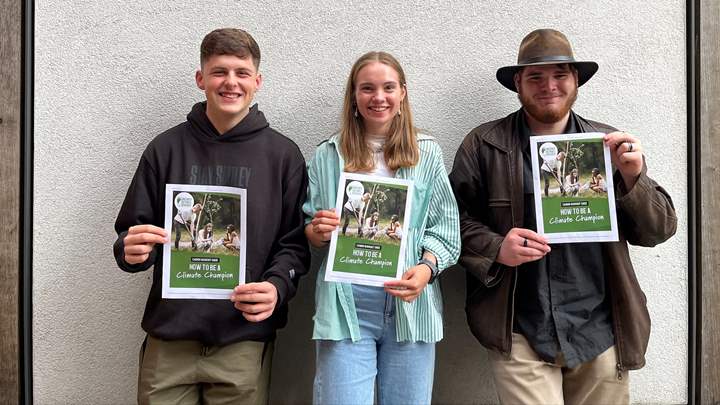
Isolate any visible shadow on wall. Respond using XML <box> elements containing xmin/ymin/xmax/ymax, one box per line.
<box><xmin>270</xmin><ymin>262</ymin><xmax>498</xmax><ymax>404</ymax></box>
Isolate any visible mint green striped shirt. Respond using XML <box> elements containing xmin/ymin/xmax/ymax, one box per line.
<box><xmin>303</xmin><ymin>134</ymin><xmax>461</xmax><ymax>343</ymax></box>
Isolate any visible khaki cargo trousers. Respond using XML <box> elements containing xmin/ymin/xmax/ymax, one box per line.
<box><xmin>488</xmin><ymin>333</ymin><xmax>629</xmax><ymax>405</ymax></box>
<box><xmin>137</xmin><ymin>335</ymin><xmax>273</xmax><ymax>405</ymax></box>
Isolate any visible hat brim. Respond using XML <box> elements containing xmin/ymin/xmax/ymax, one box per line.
<box><xmin>496</xmin><ymin>61</ymin><xmax>598</xmax><ymax>92</ymax></box>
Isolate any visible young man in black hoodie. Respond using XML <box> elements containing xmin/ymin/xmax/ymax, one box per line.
<box><xmin>113</xmin><ymin>28</ymin><xmax>309</xmax><ymax>404</ymax></box>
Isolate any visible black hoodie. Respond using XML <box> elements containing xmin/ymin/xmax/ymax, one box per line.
<box><xmin>113</xmin><ymin>102</ymin><xmax>309</xmax><ymax>345</ymax></box>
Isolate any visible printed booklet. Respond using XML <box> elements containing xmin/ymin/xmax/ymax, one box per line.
<box><xmin>530</xmin><ymin>132</ymin><xmax>619</xmax><ymax>243</ymax></box>
<box><xmin>162</xmin><ymin>184</ymin><xmax>247</xmax><ymax>299</ymax></box>
<box><xmin>325</xmin><ymin>173</ymin><xmax>413</xmax><ymax>287</ymax></box>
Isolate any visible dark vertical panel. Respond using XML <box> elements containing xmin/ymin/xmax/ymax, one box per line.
<box><xmin>687</xmin><ymin>0</ymin><xmax>699</xmax><ymax>402</ymax></box>
<box><xmin>0</xmin><ymin>0</ymin><xmax>22</xmax><ymax>401</ymax></box>
<box><xmin>700</xmin><ymin>0</ymin><xmax>720</xmax><ymax>403</ymax></box>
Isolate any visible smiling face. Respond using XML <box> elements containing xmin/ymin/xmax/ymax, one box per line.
<box><xmin>354</xmin><ymin>61</ymin><xmax>406</xmax><ymax>136</ymax></box>
<box><xmin>515</xmin><ymin>64</ymin><xmax>578</xmax><ymax>125</ymax></box>
<box><xmin>195</xmin><ymin>54</ymin><xmax>262</xmax><ymax>134</ymax></box>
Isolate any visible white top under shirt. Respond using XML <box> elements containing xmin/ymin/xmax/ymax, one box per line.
<box><xmin>363</xmin><ymin>133</ymin><xmax>394</xmax><ymax>177</ymax></box>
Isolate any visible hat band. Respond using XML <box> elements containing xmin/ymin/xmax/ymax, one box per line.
<box><xmin>518</xmin><ymin>55</ymin><xmax>575</xmax><ymax>65</ymax></box>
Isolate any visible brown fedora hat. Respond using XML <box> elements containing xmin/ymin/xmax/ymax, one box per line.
<box><xmin>496</xmin><ymin>29</ymin><xmax>598</xmax><ymax>92</ymax></box>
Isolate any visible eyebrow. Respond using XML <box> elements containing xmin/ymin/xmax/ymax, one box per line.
<box><xmin>526</xmin><ymin>68</ymin><xmax>570</xmax><ymax>76</ymax></box>
<box><xmin>358</xmin><ymin>81</ymin><xmax>398</xmax><ymax>86</ymax></box>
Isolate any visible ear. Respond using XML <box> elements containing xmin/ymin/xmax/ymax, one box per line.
<box><xmin>571</xmin><ymin>67</ymin><xmax>579</xmax><ymax>86</ymax></box>
<box><xmin>195</xmin><ymin>69</ymin><xmax>205</xmax><ymax>91</ymax></box>
<box><xmin>400</xmin><ymin>83</ymin><xmax>407</xmax><ymax>101</ymax></box>
<box><xmin>255</xmin><ymin>73</ymin><xmax>263</xmax><ymax>91</ymax></box>
<box><xmin>513</xmin><ymin>72</ymin><xmax>521</xmax><ymax>92</ymax></box>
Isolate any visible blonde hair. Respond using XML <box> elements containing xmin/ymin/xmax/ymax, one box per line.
<box><xmin>339</xmin><ymin>51</ymin><xmax>419</xmax><ymax>172</ymax></box>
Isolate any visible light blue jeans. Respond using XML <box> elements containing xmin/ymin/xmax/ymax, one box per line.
<box><xmin>313</xmin><ymin>284</ymin><xmax>435</xmax><ymax>405</ymax></box>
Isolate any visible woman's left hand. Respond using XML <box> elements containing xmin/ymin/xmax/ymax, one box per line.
<box><xmin>384</xmin><ymin>264</ymin><xmax>432</xmax><ymax>302</ymax></box>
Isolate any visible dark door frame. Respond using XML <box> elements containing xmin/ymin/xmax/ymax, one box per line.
<box><xmin>22</xmin><ymin>0</ymin><xmax>35</xmax><ymax>402</ymax></box>
<box><xmin>688</xmin><ymin>0</ymin><xmax>699</xmax><ymax>401</ymax></box>
<box><xmin>6</xmin><ymin>1</ymin><xmax>717</xmax><ymax>404</ymax></box>
<box><xmin>0</xmin><ymin>0</ymin><xmax>22</xmax><ymax>401</ymax></box>
<box><xmin>688</xmin><ymin>0</ymin><xmax>720</xmax><ymax>404</ymax></box>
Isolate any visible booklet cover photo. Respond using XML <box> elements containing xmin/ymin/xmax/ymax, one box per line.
<box><xmin>162</xmin><ymin>184</ymin><xmax>247</xmax><ymax>299</ymax></box>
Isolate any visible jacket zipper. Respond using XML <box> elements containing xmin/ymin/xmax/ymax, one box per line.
<box><xmin>507</xmin><ymin>151</ymin><xmax>518</xmax><ymax>355</ymax></box>
<box><xmin>614</xmin><ymin>304</ymin><xmax>625</xmax><ymax>380</ymax></box>
<box><xmin>508</xmin><ymin>267</ymin><xmax>518</xmax><ymax>355</ymax></box>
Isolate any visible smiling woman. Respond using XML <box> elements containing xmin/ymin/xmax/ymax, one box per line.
<box><xmin>354</xmin><ymin>62</ymin><xmax>406</xmax><ymax>135</ymax></box>
<box><xmin>303</xmin><ymin>51</ymin><xmax>461</xmax><ymax>405</ymax></box>
<box><xmin>340</xmin><ymin>52</ymin><xmax>419</xmax><ymax>173</ymax></box>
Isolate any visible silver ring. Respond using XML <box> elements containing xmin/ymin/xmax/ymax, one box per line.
<box><xmin>523</xmin><ymin>238</ymin><xmax>528</xmax><ymax>247</ymax></box>
<box><xmin>627</xmin><ymin>142</ymin><xmax>634</xmax><ymax>152</ymax></box>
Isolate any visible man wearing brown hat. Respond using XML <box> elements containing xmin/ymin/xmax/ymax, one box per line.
<box><xmin>449</xmin><ymin>29</ymin><xmax>677</xmax><ymax>404</ymax></box>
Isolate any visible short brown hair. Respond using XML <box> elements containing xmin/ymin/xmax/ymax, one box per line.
<box><xmin>200</xmin><ymin>28</ymin><xmax>261</xmax><ymax>69</ymax></box>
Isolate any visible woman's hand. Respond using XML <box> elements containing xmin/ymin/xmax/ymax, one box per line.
<box><xmin>305</xmin><ymin>209</ymin><xmax>339</xmax><ymax>248</ymax></box>
<box><xmin>384</xmin><ymin>253</ymin><xmax>437</xmax><ymax>302</ymax></box>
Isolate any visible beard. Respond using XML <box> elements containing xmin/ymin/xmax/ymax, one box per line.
<box><xmin>518</xmin><ymin>87</ymin><xmax>578</xmax><ymax>124</ymax></box>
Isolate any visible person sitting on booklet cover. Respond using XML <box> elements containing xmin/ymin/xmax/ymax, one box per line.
<box><xmin>222</xmin><ymin>224</ymin><xmax>240</xmax><ymax>253</ymax></box>
<box><xmin>196</xmin><ymin>222</ymin><xmax>214</xmax><ymax>251</ymax></box>
<box><xmin>590</xmin><ymin>167</ymin><xmax>608</xmax><ymax>193</ymax></box>
<box><xmin>113</xmin><ymin>28</ymin><xmax>309</xmax><ymax>404</ymax></box>
<box><xmin>303</xmin><ymin>51</ymin><xmax>460</xmax><ymax>405</ymax></box>
<box><xmin>386</xmin><ymin>214</ymin><xmax>402</xmax><ymax>241</ymax></box>
<box><xmin>564</xmin><ymin>168</ymin><xmax>580</xmax><ymax>196</ymax></box>
<box><xmin>449</xmin><ymin>29</ymin><xmax>677</xmax><ymax>405</ymax></box>
<box><xmin>362</xmin><ymin>211</ymin><xmax>380</xmax><ymax>239</ymax></box>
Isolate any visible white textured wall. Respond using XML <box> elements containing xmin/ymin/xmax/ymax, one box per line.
<box><xmin>34</xmin><ymin>1</ymin><xmax>687</xmax><ymax>404</ymax></box>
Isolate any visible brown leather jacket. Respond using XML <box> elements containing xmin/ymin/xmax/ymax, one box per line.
<box><xmin>449</xmin><ymin>110</ymin><xmax>677</xmax><ymax>371</ymax></box>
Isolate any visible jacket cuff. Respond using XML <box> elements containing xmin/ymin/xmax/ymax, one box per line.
<box><xmin>113</xmin><ymin>231</ymin><xmax>155</xmax><ymax>273</ymax></box>
<box><xmin>484</xmin><ymin>263</ymin><xmax>505</xmax><ymax>287</ymax></box>
<box><xmin>616</xmin><ymin>170</ymin><xmax>652</xmax><ymax>213</ymax></box>
<box><xmin>460</xmin><ymin>235</ymin><xmax>505</xmax><ymax>287</ymax></box>
<box><xmin>265</xmin><ymin>274</ymin><xmax>290</xmax><ymax>309</ymax></box>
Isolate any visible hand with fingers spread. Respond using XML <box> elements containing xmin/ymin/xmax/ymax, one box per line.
<box><xmin>123</xmin><ymin>224</ymin><xmax>169</xmax><ymax>265</ymax></box>
<box><xmin>496</xmin><ymin>228</ymin><xmax>551</xmax><ymax>267</ymax></box>
<box><xmin>604</xmin><ymin>131</ymin><xmax>643</xmax><ymax>190</ymax></box>
<box><xmin>230</xmin><ymin>282</ymin><xmax>278</xmax><ymax>322</ymax></box>
<box><xmin>305</xmin><ymin>209</ymin><xmax>340</xmax><ymax>248</ymax></box>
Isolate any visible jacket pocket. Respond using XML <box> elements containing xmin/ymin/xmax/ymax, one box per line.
<box><xmin>488</xmin><ymin>198</ymin><xmax>510</xmax><ymax>208</ymax></box>
<box><xmin>487</xmin><ymin>198</ymin><xmax>511</xmax><ymax>229</ymax></box>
